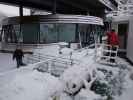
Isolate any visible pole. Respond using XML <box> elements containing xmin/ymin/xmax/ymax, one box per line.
<box><xmin>79</xmin><ymin>32</ymin><xmax>82</xmax><ymax>48</ymax></box>
<box><xmin>19</xmin><ymin>5</ymin><xmax>23</xmax><ymax>44</ymax></box>
<box><xmin>52</xmin><ymin>0</ymin><xmax>57</xmax><ymax>14</ymax></box>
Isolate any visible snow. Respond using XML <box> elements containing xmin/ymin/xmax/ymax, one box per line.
<box><xmin>58</xmin><ymin>42</ymin><xmax>69</xmax><ymax>46</ymax></box>
<box><xmin>0</xmin><ymin>43</ymin><xmax>133</xmax><ymax>100</ymax></box>
<box><xmin>61</xmin><ymin>48</ymin><xmax>73</xmax><ymax>55</ymax></box>
<box><xmin>0</xmin><ymin>53</ymin><xmax>16</xmax><ymax>72</ymax></box>
<box><xmin>0</xmin><ymin>68</ymin><xmax>63</xmax><ymax>100</ymax></box>
<box><xmin>0</xmin><ymin>53</ymin><xmax>29</xmax><ymax>73</ymax></box>
<box><xmin>75</xmin><ymin>89</ymin><xmax>101</xmax><ymax>100</ymax></box>
<box><xmin>33</xmin><ymin>44</ymin><xmax>60</xmax><ymax>57</ymax></box>
<box><xmin>114</xmin><ymin>58</ymin><xmax>133</xmax><ymax>100</ymax></box>
<box><xmin>115</xmin><ymin>72</ymin><xmax>133</xmax><ymax>100</ymax></box>
<box><xmin>33</xmin><ymin>43</ymin><xmax>89</xmax><ymax>59</ymax></box>
<box><xmin>116</xmin><ymin>84</ymin><xmax>133</xmax><ymax>100</ymax></box>
<box><xmin>57</xmin><ymin>93</ymin><xmax>73</xmax><ymax>100</ymax></box>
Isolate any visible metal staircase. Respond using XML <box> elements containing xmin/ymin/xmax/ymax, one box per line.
<box><xmin>95</xmin><ymin>43</ymin><xmax>119</xmax><ymax>66</ymax></box>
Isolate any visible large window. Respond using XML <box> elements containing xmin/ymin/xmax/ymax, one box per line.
<box><xmin>22</xmin><ymin>23</ymin><xmax>39</xmax><ymax>43</ymax></box>
<box><xmin>78</xmin><ymin>24</ymin><xmax>95</xmax><ymax>46</ymax></box>
<box><xmin>40</xmin><ymin>23</ymin><xmax>76</xmax><ymax>43</ymax></box>
<box><xmin>40</xmin><ymin>24</ymin><xmax>57</xmax><ymax>43</ymax></box>
<box><xmin>1</xmin><ymin>25</ymin><xmax>18</xmax><ymax>43</ymax></box>
<box><xmin>58</xmin><ymin>24</ymin><xmax>75</xmax><ymax>42</ymax></box>
<box><xmin>2</xmin><ymin>23</ymin><xmax>103</xmax><ymax>44</ymax></box>
<box><xmin>77</xmin><ymin>24</ymin><xmax>103</xmax><ymax>47</ymax></box>
<box><xmin>13</xmin><ymin>24</ymin><xmax>21</xmax><ymax>42</ymax></box>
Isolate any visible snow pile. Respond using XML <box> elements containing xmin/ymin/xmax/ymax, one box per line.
<box><xmin>75</xmin><ymin>89</ymin><xmax>101</xmax><ymax>100</ymax></box>
<box><xmin>32</xmin><ymin>43</ymin><xmax>89</xmax><ymax>59</ymax></box>
<box><xmin>52</xmin><ymin>92</ymin><xmax>73</xmax><ymax>100</ymax></box>
<box><xmin>61</xmin><ymin>65</ymin><xmax>92</xmax><ymax>95</ymax></box>
<box><xmin>96</xmin><ymin>45</ymin><xmax>103</xmax><ymax>57</ymax></box>
<box><xmin>114</xmin><ymin>61</ymin><xmax>133</xmax><ymax>100</ymax></box>
<box><xmin>60</xmin><ymin>55</ymin><xmax>133</xmax><ymax>100</ymax></box>
<box><xmin>60</xmin><ymin>48</ymin><xmax>73</xmax><ymax>55</ymax></box>
<box><xmin>58</xmin><ymin>42</ymin><xmax>69</xmax><ymax>46</ymax></box>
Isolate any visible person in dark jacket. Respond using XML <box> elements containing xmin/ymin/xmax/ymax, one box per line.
<box><xmin>13</xmin><ymin>47</ymin><xmax>24</xmax><ymax>68</ymax></box>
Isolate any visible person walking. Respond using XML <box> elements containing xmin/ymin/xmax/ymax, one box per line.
<box><xmin>13</xmin><ymin>47</ymin><xmax>24</xmax><ymax>68</ymax></box>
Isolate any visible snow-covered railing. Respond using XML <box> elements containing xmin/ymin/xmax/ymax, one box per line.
<box><xmin>26</xmin><ymin>52</ymin><xmax>80</xmax><ymax>76</ymax></box>
<box><xmin>32</xmin><ymin>57</ymin><xmax>79</xmax><ymax>77</ymax></box>
<box><xmin>26</xmin><ymin>53</ymin><xmax>54</xmax><ymax>64</ymax></box>
<box><xmin>26</xmin><ymin>52</ymin><xmax>79</xmax><ymax>65</ymax></box>
<box><xmin>75</xmin><ymin>43</ymin><xmax>95</xmax><ymax>52</ymax></box>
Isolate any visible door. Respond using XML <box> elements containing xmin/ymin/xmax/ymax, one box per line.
<box><xmin>22</xmin><ymin>23</ymin><xmax>39</xmax><ymax>44</ymax></box>
<box><xmin>118</xmin><ymin>24</ymin><xmax>128</xmax><ymax>50</ymax></box>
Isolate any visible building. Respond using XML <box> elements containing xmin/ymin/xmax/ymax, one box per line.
<box><xmin>0</xmin><ymin>0</ymin><xmax>117</xmax><ymax>51</ymax></box>
<box><xmin>1</xmin><ymin>15</ymin><xmax>103</xmax><ymax>45</ymax></box>
<box><xmin>0</xmin><ymin>12</ymin><xmax>7</xmax><ymax>30</ymax></box>
<box><xmin>106</xmin><ymin>0</ymin><xmax>133</xmax><ymax>62</ymax></box>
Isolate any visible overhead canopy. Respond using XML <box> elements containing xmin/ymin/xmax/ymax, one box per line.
<box><xmin>0</xmin><ymin>0</ymin><xmax>117</xmax><ymax>16</ymax></box>
<box><xmin>2</xmin><ymin>14</ymin><xmax>104</xmax><ymax>25</ymax></box>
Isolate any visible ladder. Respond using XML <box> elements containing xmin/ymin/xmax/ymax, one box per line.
<box><xmin>95</xmin><ymin>43</ymin><xmax>119</xmax><ymax>66</ymax></box>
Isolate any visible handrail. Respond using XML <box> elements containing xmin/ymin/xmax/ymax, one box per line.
<box><xmin>26</xmin><ymin>51</ymin><xmax>79</xmax><ymax>65</ymax></box>
<box><xmin>30</xmin><ymin>55</ymin><xmax>79</xmax><ymax>76</ymax></box>
<box><xmin>75</xmin><ymin>43</ymin><xmax>95</xmax><ymax>52</ymax></box>
<box><xmin>32</xmin><ymin>52</ymin><xmax>80</xmax><ymax>62</ymax></box>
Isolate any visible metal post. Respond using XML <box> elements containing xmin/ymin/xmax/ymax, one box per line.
<box><xmin>70</xmin><ymin>52</ymin><xmax>73</xmax><ymax>65</ymax></box>
<box><xmin>52</xmin><ymin>0</ymin><xmax>57</xmax><ymax>14</ymax></box>
<box><xmin>19</xmin><ymin>5</ymin><xmax>23</xmax><ymax>44</ymax></box>
<box><xmin>94</xmin><ymin>31</ymin><xmax>97</xmax><ymax>61</ymax></box>
<box><xmin>19</xmin><ymin>5</ymin><xmax>23</xmax><ymax>17</ymax></box>
<box><xmin>79</xmin><ymin>32</ymin><xmax>82</xmax><ymax>48</ymax></box>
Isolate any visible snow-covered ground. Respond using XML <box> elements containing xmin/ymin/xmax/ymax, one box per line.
<box><xmin>0</xmin><ymin>43</ymin><xmax>133</xmax><ymax>100</ymax></box>
<box><xmin>0</xmin><ymin>53</ymin><xmax>29</xmax><ymax>73</ymax></box>
<box><xmin>0</xmin><ymin>53</ymin><xmax>16</xmax><ymax>72</ymax></box>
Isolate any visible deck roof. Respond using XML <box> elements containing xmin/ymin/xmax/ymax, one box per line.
<box><xmin>0</xmin><ymin>0</ymin><xmax>117</xmax><ymax>15</ymax></box>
